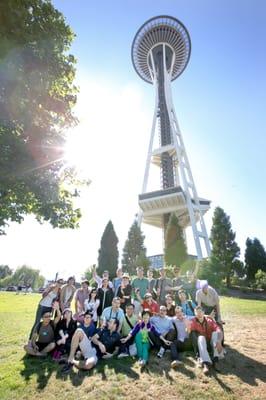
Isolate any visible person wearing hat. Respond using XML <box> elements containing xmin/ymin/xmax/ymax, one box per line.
<box><xmin>116</xmin><ymin>274</ymin><xmax>132</xmax><ymax>312</ymax></box>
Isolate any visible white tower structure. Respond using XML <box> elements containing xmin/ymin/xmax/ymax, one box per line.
<box><xmin>132</xmin><ymin>16</ymin><xmax>211</xmax><ymax>259</ymax></box>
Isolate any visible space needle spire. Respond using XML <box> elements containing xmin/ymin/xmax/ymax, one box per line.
<box><xmin>132</xmin><ymin>16</ymin><xmax>211</xmax><ymax>259</ymax></box>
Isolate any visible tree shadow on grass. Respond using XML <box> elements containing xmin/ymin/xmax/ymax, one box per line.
<box><xmin>214</xmin><ymin>345</ymin><xmax>266</xmax><ymax>387</ymax></box>
<box><xmin>20</xmin><ymin>355</ymin><xmax>57</xmax><ymax>390</ymax></box>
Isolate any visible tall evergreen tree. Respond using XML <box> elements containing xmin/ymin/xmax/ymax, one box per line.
<box><xmin>97</xmin><ymin>220</ymin><xmax>119</xmax><ymax>280</ymax></box>
<box><xmin>122</xmin><ymin>220</ymin><xmax>149</xmax><ymax>275</ymax></box>
<box><xmin>245</xmin><ymin>237</ymin><xmax>266</xmax><ymax>281</ymax></box>
<box><xmin>210</xmin><ymin>207</ymin><xmax>240</xmax><ymax>287</ymax></box>
<box><xmin>164</xmin><ymin>213</ymin><xmax>188</xmax><ymax>268</ymax></box>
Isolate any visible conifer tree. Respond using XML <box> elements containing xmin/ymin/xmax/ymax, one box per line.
<box><xmin>164</xmin><ymin>213</ymin><xmax>188</xmax><ymax>268</ymax></box>
<box><xmin>122</xmin><ymin>220</ymin><xmax>149</xmax><ymax>274</ymax></box>
<box><xmin>210</xmin><ymin>207</ymin><xmax>240</xmax><ymax>287</ymax></box>
<box><xmin>245</xmin><ymin>237</ymin><xmax>266</xmax><ymax>281</ymax></box>
<box><xmin>97</xmin><ymin>220</ymin><xmax>119</xmax><ymax>279</ymax></box>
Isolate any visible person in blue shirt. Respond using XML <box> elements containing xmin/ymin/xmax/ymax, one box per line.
<box><xmin>150</xmin><ymin>305</ymin><xmax>176</xmax><ymax>358</ymax></box>
<box><xmin>177</xmin><ymin>289</ymin><xmax>196</xmax><ymax>318</ymax></box>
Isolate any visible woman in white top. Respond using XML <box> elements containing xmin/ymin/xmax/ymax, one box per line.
<box><xmin>84</xmin><ymin>288</ymin><xmax>100</xmax><ymax>326</ymax></box>
<box><xmin>29</xmin><ymin>279</ymin><xmax>64</xmax><ymax>340</ymax></box>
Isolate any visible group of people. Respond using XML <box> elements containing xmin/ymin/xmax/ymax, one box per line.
<box><xmin>24</xmin><ymin>265</ymin><xmax>225</xmax><ymax>375</ymax></box>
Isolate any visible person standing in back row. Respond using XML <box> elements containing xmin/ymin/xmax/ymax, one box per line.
<box><xmin>132</xmin><ymin>266</ymin><xmax>149</xmax><ymax>316</ymax></box>
<box><xmin>155</xmin><ymin>268</ymin><xmax>173</xmax><ymax>305</ymax></box>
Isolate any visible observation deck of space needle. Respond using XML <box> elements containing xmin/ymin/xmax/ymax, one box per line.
<box><xmin>132</xmin><ymin>16</ymin><xmax>211</xmax><ymax>259</ymax></box>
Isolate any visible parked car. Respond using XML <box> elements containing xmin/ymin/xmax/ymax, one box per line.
<box><xmin>6</xmin><ymin>286</ymin><xmax>17</xmax><ymax>292</ymax></box>
<box><xmin>38</xmin><ymin>287</ymin><xmax>45</xmax><ymax>293</ymax></box>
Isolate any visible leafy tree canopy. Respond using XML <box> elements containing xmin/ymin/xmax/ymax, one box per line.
<box><xmin>0</xmin><ymin>0</ymin><xmax>82</xmax><ymax>234</ymax></box>
<box><xmin>0</xmin><ymin>265</ymin><xmax>12</xmax><ymax>279</ymax></box>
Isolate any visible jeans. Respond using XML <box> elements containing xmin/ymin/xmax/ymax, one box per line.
<box><xmin>170</xmin><ymin>337</ymin><xmax>193</xmax><ymax>360</ymax></box>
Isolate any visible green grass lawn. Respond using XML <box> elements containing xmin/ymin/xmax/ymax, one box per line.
<box><xmin>0</xmin><ymin>292</ymin><xmax>265</xmax><ymax>400</ymax></box>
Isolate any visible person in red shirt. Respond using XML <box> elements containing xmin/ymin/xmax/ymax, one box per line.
<box><xmin>188</xmin><ymin>306</ymin><xmax>225</xmax><ymax>374</ymax></box>
<box><xmin>141</xmin><ymin>293</ymin><xmax>159</xmax><ymax>316</ymax></box>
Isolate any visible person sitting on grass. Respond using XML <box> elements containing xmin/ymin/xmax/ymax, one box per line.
<box><xmin>187</xmin><ymin>305</ymin><xmax>225</xmax><ymax>375</ymax></box>
<box><xmin>170</xmin><ymin>306</ymin><xmax>194</xmax><ymax>368</ymax></box>
<box><xmin>150</xmin><ymin>305</ymin><xmax>176</xmax><ymax>359</ymax></box>
<box><xmin>28</xmin><ymin>278</ymin><xmax>63</xmax><ymax>340</ymax></box>
<box><xmin>24</xmin><ymin>301</ymin><xmax>61</xmax><ymax>357</ymax></box>
<box><xmin>121</xmin><ymin>310</ymin><xmax>169</xmax><ymax>367</ymax></box>
<box><xmin>91</xmin><ymin>318</ymin><xmax>121</xmax><ymax>361</ymax></box>
<box><xmin>53</xmin><ymin>308</ymin><xmax>77</xmax><ymax>360</ymax></box>
<box><xmin>61</xmin><ymin>311</ymin><xmax>97</xmax><ymax>372</ymax></box>
<box><xmin>118</xmin><ymin>303</ymin><xmax>138</xmax><ymax>358</ymax></box>
<box><xmin>177</xmin><ymin>289</ymin><xmax>196</xmax><ymax>318</ymax></box>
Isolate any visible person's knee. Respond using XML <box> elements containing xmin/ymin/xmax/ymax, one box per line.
<box><xmin>74</xmin><ymin>329</ymin><xmax>84</xmax><ymax>341</ymax></box>
<box><xmin>198</xmin><ymin>335</ymin><xmax>206</xmax><ymax>344</ymax></box>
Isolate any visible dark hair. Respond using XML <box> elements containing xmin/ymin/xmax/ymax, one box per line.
<box><xmin>142</xmin><ymin>309</ymin><xmax>152</xmax><ymax>317</ymax></box>
<box><xmin>126</xmin><ymin>303</ymin><xmax>135</xmax><ymax>309</ymax></box>
<box><xmin>41</xmin><ymin>310</ymin><xmax>51</xmax><ymax>318</ymax></box>
<box><xmin>88</xmin><ymin>288</ymin><xmax>98</xmax><ymax>301</ymax></box>
<box><xmin>110</xmin><ymin>318</ymin><xmax>119</xmax><ymax>329</ymax></box>
<box><xmin>67</xmin><ymin>276</ymin><xmax>75</xmax><ymax>284</ymax></box>
<box><xmin>84</xmin><ymin>310</ymin><xmax>93</xmax><ymax>318</ymax></box>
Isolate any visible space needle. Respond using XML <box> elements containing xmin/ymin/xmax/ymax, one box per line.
<box><xmin>132</xmin><ymin>16</ymin><xmax>211</xmax><ymax>259</ymax></box>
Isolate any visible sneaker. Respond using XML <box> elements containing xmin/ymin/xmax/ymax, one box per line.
<box><xmin>203</xmin><ymin>363</ymin><xmax>209</xmax><ymax>375</ymax></box>
<box><xmin>139</xmin><ymin>359</ymin><xmax>146</xmax><ymax>367</ymax></box>
<box><xmin>196</xmin><ymin>357</ymin><xmax>203</xmax><ymax>368</ymax></box>
<box><xmin>117</xmin><ymin>352</ymin><xmax>129</xmax><ymax>359</ymax></box>
<box><xmin>157</xmin><ymin>347</ymin><xmax>165</xmax><ymax>358</ymax></box>
<box><xmin>62</xmin><ymin>363</ymin><xmax>73</xmax><ymax>374</ymax></box>
<box><xmin>171</xmin><ymin>360</ymin><xmax>183</xmax><ymax>368</ymax></box>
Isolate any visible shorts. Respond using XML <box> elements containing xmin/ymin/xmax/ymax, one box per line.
<box><xmin>36</xmin><ymin>341</ymin><xmax>51</xmax><ymax>352</ymax></box>
<box><xmin>77</xmin><ymin>329</ymin><xmax>98</xmax><ymax>365</ymax></box>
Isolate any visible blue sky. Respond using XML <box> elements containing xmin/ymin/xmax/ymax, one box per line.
<box><xmin>1</xmin><ymin>0</ymin><xmax>265</xmax><ymax>280</ymax></box>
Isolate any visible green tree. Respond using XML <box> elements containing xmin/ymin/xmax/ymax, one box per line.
<box><xmin>164</xmin><ymin>213</ymin><xmax>188</xmax><ymax>269</ymax></box>
<box><xmin>254</xmin><ymin>269</ymin><xmax>266</xmax><ymax>290</ymax></box>
<box><xmin>97</xmin><ymin>220</ymin><xmax>119</xmax><ymax>280</ymax></box>
<box><xmin>122</xmin><ymin>219</ymin><xmax>149</xmax><ymax>274</ymax></box>
<box><xmin>210</xmin><ymin>207</ymin><xmax>240</xmax><ymax>287</ymax></box>
<box><xmin>245</xmin><ymin>237</ymin><xmax>266</xmax><ymax>281</ymax></box>
<box><xmin>0</xmin><ymin>0</ymin><xmax>82</xmax><ymax>234</ymax></box>
<box><xmin>0</xmin><ymin>265</ymin><xmax>12</xmax><ymax>279</ymax></box>
<box><xmin>0</xmin><ymin>265</ymin><xmax>45</xmax><ymax>288</ymax></box>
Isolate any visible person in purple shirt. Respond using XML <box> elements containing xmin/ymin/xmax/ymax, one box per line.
<box><xmin>121</xmin><ymin>310</ymin><xmax>171</xmax><ymax>366</ymax></box>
